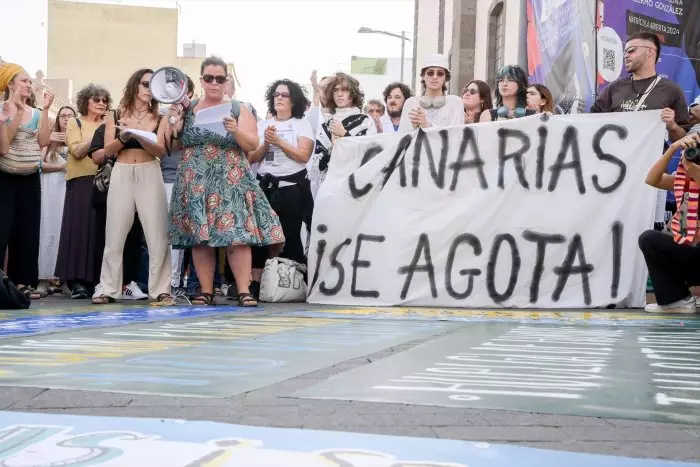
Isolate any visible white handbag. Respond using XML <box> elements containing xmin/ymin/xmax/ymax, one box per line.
<box><xmin>259</xmin><ymin>257</ymin><xmax>307</xmax><ymax>303</ymax></box>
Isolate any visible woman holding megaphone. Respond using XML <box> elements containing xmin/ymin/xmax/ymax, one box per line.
<box><xmin>162</xmin><ymin>56</ymin><xmax>283</xmax><ymax>307</ymax></box>
<box><xmin>91</xmin><ymin>68</ymin><xmax>174</xmax><ymax>306</ymax></box>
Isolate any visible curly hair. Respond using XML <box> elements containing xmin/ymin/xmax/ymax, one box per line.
<box><xmin>75</xmin><ymin>83</ymin><xmax>112</xmax><ymax>117</ymax></box>
<box><xmin>118</xmin><ymin>68</ymin><xmax>158</xmax><ymax>118</ymax></box>
<box><xmin>382</xmin><ymin>82</ymin><xmax>412</xmax><ymax>103</ymax></box>
<box><xmin>265</xmin><ymin>79</ymin><xmax>309</xmax><ymax>120</ymax></box>
<box><xmin>323</xmin><ymin>73</ymin><xmax>364</xmax><ymax>113</ymax></box>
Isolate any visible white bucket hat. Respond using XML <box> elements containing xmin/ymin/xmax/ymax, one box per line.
<box><xmin>421</xmin><ymin>53</ymin><xmax>450</xmax><ymax>74</ymax></box>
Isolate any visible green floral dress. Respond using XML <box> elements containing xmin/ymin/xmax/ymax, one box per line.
<box><xmin>169</xmin><ymin>100</ymin><xmax>284</xmax><ymax>249</ymax></box>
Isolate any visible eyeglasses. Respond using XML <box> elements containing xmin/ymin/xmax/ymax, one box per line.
<box><xmin>624</xmin><ymin>45</ymin><xmax>656</xmax><ymax>55</ymax></box>
<box><xmin>91</xmin><ymin>97</ymin><xmax>109</xmax><ymax>104</ymax></box>
<box><xmin>58</xmin><ymin>113</ymin><xmax>75</xmax><ymax>119</ymax></box>
<box><xmin>425</xmin><ymin>70</ymin><xmax>446</xmax><ymax>77</ymax></box>
<box><xmin>202</xmin><ymin>74</ymin><xmax>227</xmax><ymax>84</ymax></box>
<box><xmin>463</xmin><ymin>88</ymin><xmax>479</xmax><ymax>96</ymax></box>
<box><xmin>273</xmin><ymin>92</ymin><xmax>290</xmax><ymax>99</ymax></box>
<box><xmin>140</xmin><ymin>81</ymin><xmax>150</xmax><ymax>89</ymax></box>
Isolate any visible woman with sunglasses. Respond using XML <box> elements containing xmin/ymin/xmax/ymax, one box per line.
<box><xmin>462</xmin><ymin>80</ymin><xmax>492</xmax><ymax>124</ymax></box>
<box><xmin>248</xmin><ymin>79</ymin><xmax>314</xmax><ymax>298</ymax></box>
<box><xmin>398</xmin><ymin>54</ymin><xmax>463</xmax><ymax>133</ymax></box>
<box><xmin>55</xmin><ymin>84</ymin><xmax>111</xmax><ymax>299</ymax></box>
<box><xmin>163</xmin><ymin>56</ymin><xmax>283</xmax><ymax>307</ymax></box>
<box><xmin>0</xmin><ymin>63</ymin><xmax>54</xmax><ymax>301</ymax></box>
<box><xmin>480</xmin><ymin>65</ymin><xmax>536</xmax><ymax>122</ymax></box>
<box><xmin>37</xmin><ymin>105</ymin><xmax>76</xmax><ymax>297</ymax></box>
<box><xmin>91</xmin><ymin>68</ymin><xmax>173</xmax><ymax>306</ymax></box>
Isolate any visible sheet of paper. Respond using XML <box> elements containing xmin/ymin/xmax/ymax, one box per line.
<box><xmin>126</xmin><ymin>128</ymin><xmax>158</xmax><ymax>145</ymax></box>
<box><xmin>193</xmin><ymin>103</ymin><xmax>231</xmax><ymax>137</ymax></box>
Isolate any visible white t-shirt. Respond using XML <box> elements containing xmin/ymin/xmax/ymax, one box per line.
<box><xmin>257</xmin><ymin>117</ymin><xmax>315</xmax><ymax>179</ymax></box>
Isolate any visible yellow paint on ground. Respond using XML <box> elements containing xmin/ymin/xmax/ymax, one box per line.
<box><xmin>312</xmin><ymin>307</ymin><xmax>695</xmax><ymax>322</ymax></box>
<box><xmin>0</xmin><ymin>316</ymin><xmax>342</xmax><ymax>370</ymax></box>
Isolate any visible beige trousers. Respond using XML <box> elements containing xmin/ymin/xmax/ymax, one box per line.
<box><xmin>99</xmin><ymin>161</ymin><xmax>171</xmax><ymax>299</ymax></box>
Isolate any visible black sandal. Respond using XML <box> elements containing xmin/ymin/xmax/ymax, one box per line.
<box><xmin>238</xmin><ymin>293</ymin><xmax>258</xmax><ymax>307</ymax></box>
<box><xmin>92</xmin><ymin>295</ymin><xmax>116</xmax><ymax>305</ymax></box>
<box><xmin>191</xmin><ymin>293</ymin><xmax>215</xmax><ymax>306</ymax></box>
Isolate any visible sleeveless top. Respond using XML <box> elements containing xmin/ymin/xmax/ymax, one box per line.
<box><xmin>0</xmin><ymin>109</ymin><xmax>41</xmax><ymax>175</ymax></box>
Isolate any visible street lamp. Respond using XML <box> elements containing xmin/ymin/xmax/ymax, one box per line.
<box><xmin>357</xmin><ymin>27</ymin><xmax>411</xmax><ymax>83</ymax></box>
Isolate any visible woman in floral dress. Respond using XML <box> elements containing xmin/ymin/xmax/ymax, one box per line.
<box><xmin>163</xmin><ymin>56</ymin><xmax>284</xmax><ymax>306</ymax></box>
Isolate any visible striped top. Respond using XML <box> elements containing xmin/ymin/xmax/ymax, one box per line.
<box><xmin>0</xmin><ymin>109</ymin><xmax>41</xmax><ymax>176</ymax></box>
<box><xmin>670</xmin><ymin>164</ymin><xmax>700</xmax><ymax>245</ymax></box>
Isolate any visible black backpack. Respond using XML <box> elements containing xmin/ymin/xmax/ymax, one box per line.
<box><xmin>0</xmin><ymin>269</ymin><xmax>30</xmax><ymax>309</ymax></box>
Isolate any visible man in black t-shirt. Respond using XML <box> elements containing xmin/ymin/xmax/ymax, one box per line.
<box><xmin>591</xmin><ymin>32</ymin><xmax>689</xmax><ymax>142</ymax></box>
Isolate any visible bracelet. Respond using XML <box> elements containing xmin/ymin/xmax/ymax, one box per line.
<box><xmin>118</xmin><ymin>133</ymin><xmax>128</xmax><ymax>144</ymax></box>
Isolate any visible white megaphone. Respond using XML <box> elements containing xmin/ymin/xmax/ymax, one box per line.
<box><xmin>150</xmin><ymin>66</ymin><xmax>189</xmax><ymax>125</ymax></box>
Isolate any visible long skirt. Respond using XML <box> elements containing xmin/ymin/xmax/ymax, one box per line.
<box><xmin>54</xmin><ymin>176</ymin><xmax>100</xmax><ymax>284</ymax></box>
<box><xmin>38</xmin><ymin>172</ymin><xmax>66</xmax><ymax>279</ymax></box>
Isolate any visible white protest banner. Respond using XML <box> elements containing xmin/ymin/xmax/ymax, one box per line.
<box><xmin>308</xmin><ymin>111</ymin><xmax>666</xmax><ymax>308</ymax></box>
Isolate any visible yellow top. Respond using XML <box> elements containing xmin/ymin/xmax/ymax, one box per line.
<box><xmin>65</xmin><ymin>117</ymin><xmax>100</xmax><ymax>180</ymax></box>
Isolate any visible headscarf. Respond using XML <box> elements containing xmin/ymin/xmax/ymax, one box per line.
<box><xmin>0</xmin><ymin>63</ymin><xmax>24</xmax><ymax>95</ymax></box>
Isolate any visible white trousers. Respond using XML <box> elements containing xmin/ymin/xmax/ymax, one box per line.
<box><xmin>99</xmin><ymin>161</ymin><xmax>171</xmax><ymax>299</ymax></box>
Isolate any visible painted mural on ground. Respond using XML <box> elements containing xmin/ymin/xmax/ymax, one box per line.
<box><xmin>0</xmin><ymin>411</ymin><xmax>694</xmax><ymax>467</ymax></box>
<box><xmin>293</xmin><ymin>323</ymin><xmax>700</xmax><ymax>424</ymax></box>
<box><xmin>0</xmin><ymin>316</ymin><xmax>455</xmax><ymax>397</ymax></box>
<box><xmin>283</xmin><ymin>307</ymin><xmax>700</xmax><ymax>327</ymax></box>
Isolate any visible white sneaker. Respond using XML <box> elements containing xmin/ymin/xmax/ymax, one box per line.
<box><xmin>645</xmin><ymin>296</ymin><xmax>697</xmax><ymax>314</ymax></box>
<box><xmin>92</xmin><ymin>283</ymin><xmax>105</xmax><ymax>299</ymax></box>
<box><xmin>122</xmin><ymin>281</ymin><xmax>148</xmax><ymax>300</ymax></box>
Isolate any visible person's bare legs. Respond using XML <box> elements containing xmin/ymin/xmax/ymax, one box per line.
<box><xmin>225</xmin><ymin>245</ymin><xmax>253</xmax><ymax>295</ymax></box>
<box><xmin>191</xmin><ymin>245</ymin><xmax>216</xmax><ymax>295</ymax></box>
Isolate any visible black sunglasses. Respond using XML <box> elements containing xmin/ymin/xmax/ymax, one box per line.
<box><xmin>91</xmin><ymin>96</ymin><xmax>109</xmax><ymax>104</ymax></box>
<box><xmin>202</xmin><ymin>74</ymin><xmax>227</xmax><ymax>85</ymax></box>
<box><xmin>140</xmin><ymin>81</ymin><xmax>150</xmax><ymax>89</ymax></box>
<box><xmin>426</xmin><ymin>70</ymin><xmax>445</xmax><ymax>77</ymax></box>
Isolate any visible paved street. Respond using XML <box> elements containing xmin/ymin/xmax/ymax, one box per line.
<box><xmin>1</xmin><ymin>297</ymin><xmax>700</xmax><ymax>465</ymax></box>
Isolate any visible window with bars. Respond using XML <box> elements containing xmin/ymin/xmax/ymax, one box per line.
<box><xmin>488</xmin><ymin>2</ymin><xmax>505</xmax><ymax>87</ymax></box>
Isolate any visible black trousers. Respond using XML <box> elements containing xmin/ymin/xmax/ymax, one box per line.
<box><xmin>639</xmin><ymin>230</ymin><xmax>700</xmax><ymax>305</ymax></box>
<box><xmin>93</xmin><ymin>202</ymin><xmax>144</xmax><ymax>285</ymax></box>
<box><xmin>252</xmin><ymin>184</ymin><xmax>305</xmax><ymax>269</ymax></box>
<box><xmin>0</xmin><ymin>171</ymin><xmax>41</xmax><ymax>287</ymax></box>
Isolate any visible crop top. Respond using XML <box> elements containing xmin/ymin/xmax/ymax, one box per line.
<box><xmin>114</xmin><ymin>109</ymin><xmax>161</xmax><ymax>151</ymax></box>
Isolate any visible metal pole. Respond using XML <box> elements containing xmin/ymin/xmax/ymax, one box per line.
<box><xmin>400</xmin><ymin>30</ymin><xmax>406</xmax><ymax>83</ymax></box>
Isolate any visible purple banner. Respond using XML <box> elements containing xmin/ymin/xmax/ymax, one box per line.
<box><xmin>527</xmin><ymin>0</ymin><xmax>597</xmax><ymax>114</ymax></box>
<box><xmin>599</xmin><ymin>0</ymin><xmax>700</xmax><ymax>104</ymax></box>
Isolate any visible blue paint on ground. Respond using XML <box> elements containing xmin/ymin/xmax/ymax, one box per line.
<box><xmin>0</xmin><ymin>306</ymin><xmax>251</xmax><ymax>338</ymax></box>
<box><xmin>0</xmin><ymin>411</ymin><xmax>694</xmax><ymax>466</ymax></box>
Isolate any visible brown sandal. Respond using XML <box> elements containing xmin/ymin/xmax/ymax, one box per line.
<box><xmin>191</xmin><ymin>293</ymin><xmax>215</xmax><ymax>306</ymax></box>
<box><xmin>150</xmin><ymin>293</ymin><xmax>176</xmax><ymax>307</ymax></box>
<box><xmin>238</xmin><ymin>293</ymin><xmax>258</xmax><ymax>307</ymax></box>
<box><xmin>92</xmin><ymin>295</ymin><xmax>116</xmax><ymax>305</ymax></box>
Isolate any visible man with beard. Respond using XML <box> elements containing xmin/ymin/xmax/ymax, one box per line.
<box><xmin>591</xmin><ymin>32</ymin><xmax>689</xmax><ymax>142</ymax></box>
<box><xmin>379</xmin><ymin>82</ymin><xmax>412</xmax><ymax>133</ymax></box>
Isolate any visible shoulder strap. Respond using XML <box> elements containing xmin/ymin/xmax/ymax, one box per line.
<box><xmin>74</xmin><ymin>117</ymin><xmax>82</xmax><ymax>129</ymax></box>
<box><xmin>489</xmin><ymin>109</ymin><xmax>497</xmax><ymax>120</ymax></box>
<box><xmin>634</xmin><ymin>76</ymin><xmax>662</xmax><ymax>112</ymax></box>
<box><xmin>230</xmin><ymin>100</ymin><xmax>241</xmax><ymax>120</ymax></box>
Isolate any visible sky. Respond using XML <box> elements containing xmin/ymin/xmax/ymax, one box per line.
<box><xmin>0</xmin><ymin>0</ymin><xmax>414</xmax><ymax>112</ymax></box>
